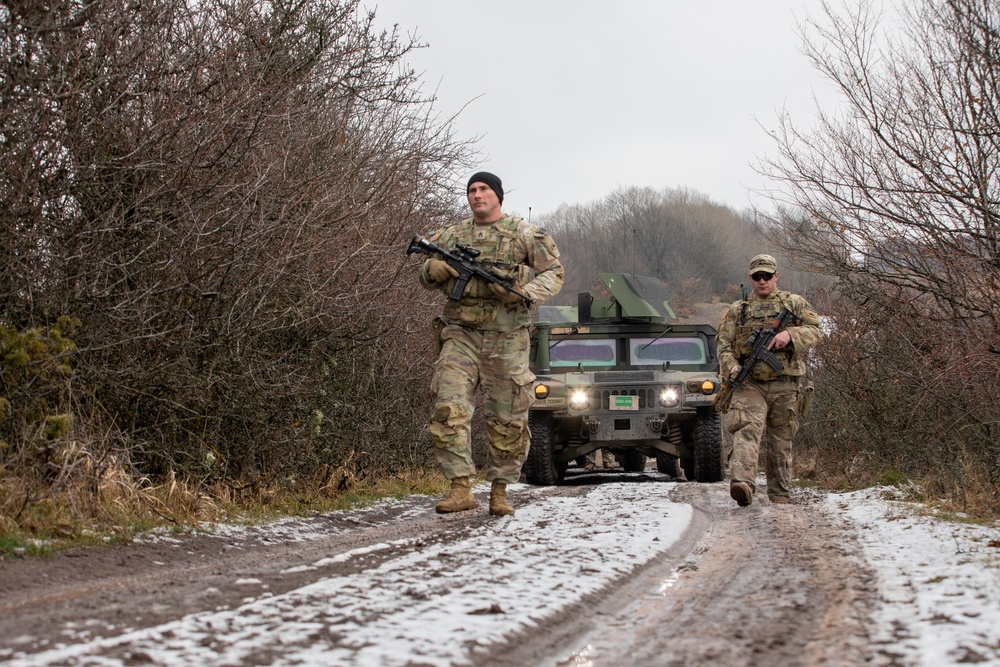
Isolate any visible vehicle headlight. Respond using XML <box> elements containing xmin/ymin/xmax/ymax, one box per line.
<box><xmin>686</xmin><ymin>379</ymin><xmax>719</xmax><ymax>395</ymax></box>
<box><xmin>534</xmin><ymin>384</ymin><xmax>550</xmax><ymax>400</ymax></box>
<box><xmin>569</xmin><ymin>389</ymin><xmax>589</xmax><ymax>410</ymax></box>
<box><xmin>659</xmin><ymin>387</ymin><xmax>680</xmax><ymax>408</ymax></box>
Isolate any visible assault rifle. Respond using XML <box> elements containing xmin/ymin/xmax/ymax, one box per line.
<box><xmin>406</xmin><ymin>235</ymin><xmax>535</xmax><ymax>305</ymax></box>
<box><xmin>713</xmin><ymin>307</ymin><xmax>797</xmax><ymax>413</ymax></box>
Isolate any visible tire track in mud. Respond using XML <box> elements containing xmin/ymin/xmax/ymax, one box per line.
<box><xmin>1</xmin><ymin>477</ymin><xmax>879</xmax><ymax>667</ymax></box>
<box><xmin>2</xmin><ymin>480</ymin><xmax>657</xmax><ymax>664</ymax></box>
<box><xmin>0</xmin><ymin>487</ymin><xmax>561</xmax><ymax>657</ymax></box>
<box><xmin>487</xmin><ymin>482</ymin><xmax>879</xmax><ymax>667</ymax></box>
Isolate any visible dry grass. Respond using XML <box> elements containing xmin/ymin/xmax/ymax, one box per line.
<box><xmin>794</xmin><ymin>448</ymin><xmax>1000</xmax><ymax>524</ymax></box>
<box><xmin>0</xmin><ymin>438</ymin><xmax>449</xmax><ymax>557</ymax></box>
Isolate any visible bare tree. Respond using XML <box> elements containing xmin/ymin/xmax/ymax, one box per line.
<box><xmin>760</xmin><ymin>0</ymin><xmax>1000</xmax><ymax>509</ymax></box>
<box><xmin>761</xmin><ymin>0</ymin><xmax>1000</xmax><ymax>330</ymax></box>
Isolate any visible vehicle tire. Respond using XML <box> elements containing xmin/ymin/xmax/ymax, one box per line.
<box><xmin>692</xmin><ymin>407</ymin><xmax>724</xmax><ymax>483</ymax></box>
<box><xmin>655</xmin><ymin>452</ymin><xmax>683</xmax><ymax>478</ymax></box>
<box><xmin>525</xmin><ymin>411</ymin><xmax>563</xmax><ymax>485</ymax></box>
<box><xmin>620</xmin><ymin>449</ymin><xmax>647</xmax><ymax>472</ymax></box>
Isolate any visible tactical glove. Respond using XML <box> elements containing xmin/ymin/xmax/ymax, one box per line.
<box><xmin>489</xmin><ymin>281</ymin><xmax>526</xmax><ymax>305</ymax></box>
<box><xmin>427</xmin><ymin>259</ymin><xmax>459</xmax><ymax>283</ymax></box>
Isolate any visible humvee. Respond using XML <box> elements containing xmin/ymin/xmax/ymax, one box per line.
<box><xmin>525</xmin><ymin>273</ymin><xmax>724</xmax><ymax>485</ymax></box>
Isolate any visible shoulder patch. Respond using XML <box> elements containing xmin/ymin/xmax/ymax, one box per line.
<box><xmin>800</xmin><ymin>307</ymin><xmax>821</xmax><ymax>326</ymax></box>
<box><xmin>534</xmin><ymin>230</ymin><xmax>560</xmax><ymax>257</ymax></box>
<box><xmin>720</xmin><ymin>301</ymin><xmax>740</xmax><ymax>324</ymax></box>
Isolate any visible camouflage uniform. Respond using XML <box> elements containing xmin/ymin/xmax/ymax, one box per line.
<box><xmin>716</xmin><ymin>289</ymin><xmax>822</xmax><ymax>502</ymax></box>
<box><xmin>584</xmin><ymin>449</ymin><xmax>615</xmax><ymax>469</ymax></box>
<box><xmin>419</xmin><ymin>215</ymin><xmax>563</xmax><ymax>484</ymax></box>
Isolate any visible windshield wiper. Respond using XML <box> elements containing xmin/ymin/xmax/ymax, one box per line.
<box><xmin>547</xmin><ymin>326</ymin><xmax>579</xmax><ymax>352</ymax></box>
<box><xmin>638</xmin><ymin>326</ymin><xmax>673</xmax><ymax>352</ymax></box>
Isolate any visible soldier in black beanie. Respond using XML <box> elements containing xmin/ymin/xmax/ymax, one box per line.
<box><xmin>467</xmin><ymin>171</ymin><xmax>503</xmax><ymax>205</ymax></box>
<box><xmin>417</xmin><ymin>169</ymin><xmax>564</xmax><ymax>517</ymax></box>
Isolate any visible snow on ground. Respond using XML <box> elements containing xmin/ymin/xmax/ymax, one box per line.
<box><xmin>5</xmin><ymin>482</ymin><xmax>691</xmax><ymax>667</ymax></box>
<box><xmin>829</xmin><ymin>488</ymin><xmax>1000</xmax><ymax>666</ymax></box>
<box><xmin>132</xmin><ymin>497</ymin><xmax>431</xmax><ymax>548</ymax></box>
<box><xmin>5</xmin><ymin>482</ymin><xmax>1000</xmax><ymax>666</ymax></box>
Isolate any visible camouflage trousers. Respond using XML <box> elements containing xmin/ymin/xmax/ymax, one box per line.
<box><xmin>723</xmin><ymin>376</ymin><xmax>801</xmax><ymax>500</ymax></box>
<box><xmin>584</xmin><ymin>449</ymin><xmax>615</xmax><ymax>467</ymax></box>
<box><xmin>429</xmin><ymin>324</ymin><xmax>535</xmax><ymax>484</ymax></box>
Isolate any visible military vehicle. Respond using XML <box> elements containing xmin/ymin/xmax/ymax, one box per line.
<box><xmin>525</xmin><ymin>273</ymin><xmax>724</xmax><ymax>485</ymax></box>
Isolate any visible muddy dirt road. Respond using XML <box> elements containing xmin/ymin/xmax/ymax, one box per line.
<box><xmin>0</xmin><ymin>472</ymin><xmax>881</xmax><ymax>666</ymax></box>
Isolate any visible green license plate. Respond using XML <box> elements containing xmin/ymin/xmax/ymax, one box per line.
<box><xmin>611</xmin><ymin>395</ymin><xmax>637</xmax><ymax>410</ymax></box>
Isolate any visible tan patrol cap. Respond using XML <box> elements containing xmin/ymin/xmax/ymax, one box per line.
<box><xmin>748</xmin><ymin>254</ymin><xmax>778</xmax><ymax>274</ymax></box>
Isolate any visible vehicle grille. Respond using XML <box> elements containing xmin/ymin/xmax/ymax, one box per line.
<box><xmin>594</xmin><ymin>371</ymin><xmax>655</xmax><ymax>383</ymax></box>
<box><xmin>590</xmin><ymin>387</ymin><xmax>658</xmax><ymax>410</ymax></box>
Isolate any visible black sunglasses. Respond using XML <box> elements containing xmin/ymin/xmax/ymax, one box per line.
<box><xmin>751</xmin><ymin>272</ymin><xmax>774</xmax><ymax>282</ymax></box>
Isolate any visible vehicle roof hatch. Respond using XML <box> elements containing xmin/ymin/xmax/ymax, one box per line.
<box><xmin>601</xmin><ymin>273</ymin><xmax>675</xmax><ymax>319</ymax></box>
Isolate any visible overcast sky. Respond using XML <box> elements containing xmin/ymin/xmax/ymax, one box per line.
<box><xmin>365</xmin><ymin>1</ymin><xmax>844</xmax><ymax>219</ymax></box>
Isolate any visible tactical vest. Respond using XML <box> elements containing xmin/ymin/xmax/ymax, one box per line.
<box><xmin>735</xmin><ymin>293</ymin><xmax>798</xmax><ymax>381</ymax></box>
<box><xmin>439</xmin><ymin>217</ymin><xmax>528</xmax><ymax>327</ymax></box>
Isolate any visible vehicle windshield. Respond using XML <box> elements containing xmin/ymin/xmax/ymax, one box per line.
<box><xmin>549</xmin><ymin>339</ymin><xmax>616</xmax><ymax>367</ymax></box>
<box><xmin>629</xmin><ymin>336</ymin><xmax>707</xmax><ymax>365</ymax></box>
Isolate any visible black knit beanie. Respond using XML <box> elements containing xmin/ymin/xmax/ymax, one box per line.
<box><xmin>467</xmin><ymin>171</ymin><xmax>503</xmax><ymax>204</ymax></box>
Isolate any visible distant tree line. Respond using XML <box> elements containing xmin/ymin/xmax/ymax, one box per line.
<box><xmin>536</xmin><ymin>187</ymin><xmax>824</xmax><ymax>316</ymax></box>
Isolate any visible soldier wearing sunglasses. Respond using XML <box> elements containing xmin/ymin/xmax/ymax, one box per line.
<box><xmin>716</xmin><ymin>254</ymin><xmax>823</xmax><ymax>507</ymax></box>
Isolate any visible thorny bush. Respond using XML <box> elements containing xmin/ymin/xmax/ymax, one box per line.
<box><xmin>0</xmin><ymin>0</ymin><xmax>473</xmax><ymax>533</ymax></box>
<box><xmin>795</xmin><ymin>284</ymin><xmax>1000</xmax><ymax>516</ymax></box>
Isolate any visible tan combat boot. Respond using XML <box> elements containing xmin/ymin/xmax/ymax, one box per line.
<box><xmin>435</xmin><ymin>477</ymin><xmax>477</xmax><ymax>514</ymax></box>
<box><xmin>730</xmin><ymin>480</ymin><xmax>753</xmax><ymax>507</ymax></box>
<box><xmin>489</xmin><ymin>481</ymin><xmax>514</xmax><ymax>516</ymax></box>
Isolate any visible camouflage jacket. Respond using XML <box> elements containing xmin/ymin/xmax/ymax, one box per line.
<box><xmin>716</xmin><ymin>290</ymin><xmax>823</xmax><ymax>381</ymax></box>
<box><xmin>418</xmin><ymin>215</ymin><xmax>564</xmax><ymax>330</ymax></box>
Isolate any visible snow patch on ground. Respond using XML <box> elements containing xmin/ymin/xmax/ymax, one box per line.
<box><xmin>831</xmin><ymin>487</ymin><xmax>1000</xmax><ymax>666</ymax></box>
<box><xmin>6</xmin><ymin>483</ymin><xmax>1000</xmax><ymax>667</ymax></box>
<box><xmin>133</xmin><ymin>497</ymin><xmax>430</xmax><ymax>548</ymax></box>
<box><xmin>6</xmin><ymin>482</ymin><xmax>690</xmax><ymax>667</ymax></box>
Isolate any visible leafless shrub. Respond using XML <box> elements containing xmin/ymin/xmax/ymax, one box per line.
<box><xmin>761</xmin><ymin>0</ymin><xmax>1000</xmax><ymax>323</ymax></box>
<box><xmin>795</xmin><ymin>279</ymin><xmax>1000</xmax><ymax>512</ymax></box>
<box><xmin>0</xmin><ymin>0</ymin><xmax>474</xmax><ymax>513</ymax></box>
